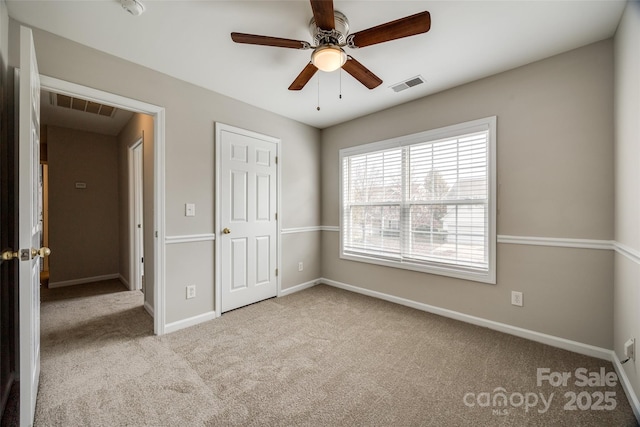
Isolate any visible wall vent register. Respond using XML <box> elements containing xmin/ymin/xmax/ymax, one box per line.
<box><xmin>390</xmin><ymin>75</ymin><xmax>426</xmax><ymax>93</ymax></box>
<box><xmin>49</xmin><ymin>93</ymin><xmax>117</xmax><ymax>118</ymax></box>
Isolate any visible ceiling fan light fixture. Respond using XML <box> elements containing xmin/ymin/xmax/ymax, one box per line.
<box><xmin>121</xmin><ymin>0</ymin><xmax>145</xmax><ymax>16</ymax></box>
<box><xmin>311</xmin><ymin>45</ymin><xmax>347</xmax><ymax>72</ymax></box>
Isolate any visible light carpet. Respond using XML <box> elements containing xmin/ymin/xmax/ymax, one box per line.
<box><xmin>35</xmin><ymin>280</ymin><xmax>638</xmax><ymax>426</ymax></box>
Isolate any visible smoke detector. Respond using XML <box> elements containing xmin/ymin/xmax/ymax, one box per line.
<box><xmin>121</xmin><ymin>0</ymin><xmax>145</xmax><ymax>16</ymax></box>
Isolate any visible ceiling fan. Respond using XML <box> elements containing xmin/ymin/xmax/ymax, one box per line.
<box><xmin>230</xmin><ymin>1</ymin><xmax>431</xmax><ymax>91</ymax></box>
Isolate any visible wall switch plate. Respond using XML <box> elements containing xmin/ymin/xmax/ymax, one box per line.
<box><xmin>511</xmin><ymin>291</ymin><xmax>523</xmax><ymax>307</ymax></box>
<box><xmin>624</xmin><ymin>338</ymin><xmax>635</xmax><ymax>361</ymax></box>
<box><xmin>298</xmin><ymin>262</ymin><xmax>303</xmax><ymax>272</ymax></box>
<box><xmin>186</xmin><ymin>285</ymin><xmax>196</xmax><ymax>299</ymax></box>
<box><xmin>185</xmin><ymin>203</ymin><xmax>196</xmax><ymax>217</ymax></box>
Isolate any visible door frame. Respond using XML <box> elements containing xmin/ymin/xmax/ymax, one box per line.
<box><xmin>214</xmin><ymin>123</ymin><xmax>281</xmax><ymax>316</ymax></box>
<box><xmin>128</xmin><ymin>138</ymin><xmax>144</xmax><ymax>292</ymax></box>
<box><xmin>39</xmin><ymin>75</ymin><xmax>167</xmax><ymax>335</ymax></box>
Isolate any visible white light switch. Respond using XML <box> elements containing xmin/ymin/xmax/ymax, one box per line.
<box><xmin>185</xmin><ymin>203</ymin><xmax>196</xmax><ymax>217</ymax></box>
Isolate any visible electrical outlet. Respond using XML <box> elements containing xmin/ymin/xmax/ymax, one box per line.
<box><xmin>298</xmin><ymin>262</ymin><xmax>304</xmax><ymax>272</ymax></box>
<box><xmin>511</xmin><ymin>291</ymin><xmax>523</xmax><ymax>307</ymax></box>
<box><xmin>624</xmin><ymin>338</ymin><xmax>635</xmax><ymax>361</ymax></box>
<box><xmin>186</xmin><ymin>285</ymin><xmax>196</xmax><ymax>299</ymax></box>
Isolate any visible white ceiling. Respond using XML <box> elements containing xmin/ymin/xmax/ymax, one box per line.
<box><xmin>7</xmin><ymin>1</ymin><xmax>627</xmax><ymax>129</ymax></box>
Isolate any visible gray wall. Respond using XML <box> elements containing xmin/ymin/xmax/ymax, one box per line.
<box><xmin>8</xmin><ymin>19</ymin><xmax>322</xmax><ymax>324</ymax></box>
<box><xmin>321</xmin><ymin>40</ymin><xmax>615</xmax><ymax>349</ymax></box>
<box><xmin>614</xmin><ymin>0</ymin><xmax>640</xmax><ymax>404</ymax></box>
<box><xmin>47</xmin><ymin>125</ymin><xmax>119</xmax><ymax>284</ymax></box>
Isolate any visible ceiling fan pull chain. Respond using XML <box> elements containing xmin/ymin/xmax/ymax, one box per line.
<box><xmin>339</xmin><ymin>69</ymin><xmax>342</xmax><ymax>100</ymax></box>
<box><xmin>317</xmin><ymin>74</ymin><xmax>321</xmax><ymax>111</ymax></box>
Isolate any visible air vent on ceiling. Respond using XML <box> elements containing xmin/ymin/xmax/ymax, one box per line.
<box><xmin>390</xmin><ymin>75</ymin><xmax>425</xmax><ymax>93</ymax></box>
<box><xmin>50</xmin><ymin>93</ymin><xmax>117</xmax><ymax>118</ymax></box>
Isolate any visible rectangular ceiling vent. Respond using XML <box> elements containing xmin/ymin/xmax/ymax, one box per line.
<box><xmin>390</xmin><ymin>75</ymin><xmax>425</xmax><ymax>93</ymax></box>
<box><xmin>50</xmin><ymin>93</ymin><xmax>117</xmax><ymax>118</ymax></box>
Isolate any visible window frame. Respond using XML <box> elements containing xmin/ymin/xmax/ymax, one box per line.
<box><xmin>339</xmin><ymin>116</ymin><xmax>497</xmax><ymax>284</ymax></box>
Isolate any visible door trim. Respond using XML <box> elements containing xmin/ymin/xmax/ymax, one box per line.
<box><xmin>214</xmin><ymin>123</ymin><xmax>281</xmax><ymax>317</ymax></box>
<box><xmin>39</xmin><ymin>75</ymin><xmax>167</xmax><ymax>335</ymax></box>
<box><xmin>128</xmin><ymin>138</ymin><xmax>144</xmax><ymax>292</ymax></box>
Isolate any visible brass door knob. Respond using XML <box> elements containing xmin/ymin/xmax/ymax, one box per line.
<box><xmin>1</xmin><ymin>251</ymin><xmax>19</xmax><ymax>261</ymax></box>
<box><xmin>31</xmin><ymin>247</ymin><xmax>51</xmax><ymax>258</ymax></box>
<box><xmin>222</xmin><ymin>228</ymin><xmax>231</xmax><ymax>234</ymax></box>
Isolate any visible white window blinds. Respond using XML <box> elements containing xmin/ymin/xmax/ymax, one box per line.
<box><xmin>340</xmin><ymin>117</ymin><xmax>496</xmax><ymax>284</ymax></box>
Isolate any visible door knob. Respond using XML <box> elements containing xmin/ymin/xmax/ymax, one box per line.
<box><xmin>1</xmin><ymin>250</ymin><xmax>19</xmax><ymax>261</ymax></box>
<box><xmin>222</xmin><ymin>228</ymin><xmax>231</xmax><ymax>234</ymax></box>
<box><xmin>31</xmin><ymin>247</ymin><xmax>51</xmax><ymax>258</ymax></box>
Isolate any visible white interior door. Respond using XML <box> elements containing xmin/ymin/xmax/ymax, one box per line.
<box><xmin>18</xmin><ymin>26</ymin><xmax>43</xmax><ymax>427</ymax></box>
<box><xmin>129</xmin><ymin>140</ymin><xmax>144</xmax><ymax>291</ymax></box>
<box><xmin>219</xmin><ymin>126</ymin><xmax>278</xmax><ymax>312</ymax></box>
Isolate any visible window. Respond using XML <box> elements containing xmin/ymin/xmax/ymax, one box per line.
<box><xmin>340</xmin><ymin>117</ymin><xmax>496</xmax><ymax>284</ymax></box>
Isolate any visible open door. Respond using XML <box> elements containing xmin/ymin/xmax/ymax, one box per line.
<box><xmin>18</xmin><ymin>26</ymin><xmax>47</xmax><ymax>427</ymax></box>
<box><xmin>129</xmin><ymin>139</ymin><xmax>144</xmax><ymax>291</ymax></box>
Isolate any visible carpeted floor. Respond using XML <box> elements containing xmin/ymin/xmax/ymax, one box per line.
<box><xmin>34</xmin><ymin>280</ymin><xmax>638</xmax><ymax>426</ymax></box>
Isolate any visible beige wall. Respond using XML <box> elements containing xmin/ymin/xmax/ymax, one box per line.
<box><xmin>47</xmin><ymin>125</ymin><xmax>119</xmax><ymax>283</ymax></box>
<box><xmin>282</xmin><ymin>231</ymin><xmax>321</xmax><ymax>288</ymax></box>
<box><xmin>8</xmin><ymin>20</ymin><xmax>322</xmax><ymax>324</ymax></box>
<box><xmin>117</xmin><ymin>113</ymin><xmax>154</xmax><ymax>310</ymax></box>
<box><xmin>614</xmin><ymin>0</ymin><xmax>640</xmax><ymax>404</ymax></box>
<box><xmin>321</xmin><ymin>40</ymin><xmax>615</xmax><ymax>349</ymax></box>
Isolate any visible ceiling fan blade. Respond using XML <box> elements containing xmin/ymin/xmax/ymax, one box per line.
<box><xmin>288</xmin><ymin>62</ymin><xmax>319</xmax><ymax>91</ymax></box>
<box><xmin>310</xmin><ymin>0</ymin><xmax>335</xmax><ymax>30</ymax></box>
<box><xmin>342</xmin><ymin>56</ymin><xmax>382</xmax><ymax>90</ymax></box>
<box><xmin>231</xmin><ymin>32</ymin><xmax>310</xmax><ymax>49</ymax></box>
<box><xmin>348</xmin><ymin>11</ymin><xmax>431</xmax><ymax>48</ymax></box>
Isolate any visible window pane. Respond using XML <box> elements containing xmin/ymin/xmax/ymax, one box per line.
<box><xmin>406</xmin><ymin>204</ymin><xmax>487</xmax><ymax>269</ymax></box>
<box><xmin>346</xmin><ymin>149</ymin><xmax>402</xmax><ymax>204</ymax></box>
<box><xmin>408</xmin><ymin>204</ymin><xmax>450</xmax><ymax>256</ymax></box>
<box><xmin>344</xmin><ymin>205</ymin><xmax>401</xmax><ymax>258</ymax></box>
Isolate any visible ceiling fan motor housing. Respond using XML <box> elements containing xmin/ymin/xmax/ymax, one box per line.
<box><xmin>309</xmin><ymin>11</ymin><xmax>349</xmax><ymax>46</ymax></box>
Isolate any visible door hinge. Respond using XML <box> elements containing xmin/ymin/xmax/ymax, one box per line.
<box><xmin>275</xmin><ymin>269</ymin><xmax>278</xmax><ymax>277</ymax></box>
<box><xmin>141</xmin><ymin>257</ymin><xmax>144</xmax><ymax>263</ymax></box>
<box><xmin>155</xmin><ymin>231</ymin><xmax>158</xmax><ymax>238</ymax></box>
<box><xmin>275</xmin><ymin>213</ymin><xmax>277</xmax><ymax>220</ymax></box>
<box><xmin>275</xmin><ymin>156</ymin><xmax>278</xmax><ymax>164</ymax></box>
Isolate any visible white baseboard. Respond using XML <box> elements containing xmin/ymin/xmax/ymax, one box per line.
<box><xmin>612</xmin><ymin>351</ymin><xmax>640</xmax><ymax>423</ymax></box>
<box><xmin>164</xmin><ymin>310</ymin><xmax>216</xmax><ymax>334</ymax></box>
<box><xmin>279</xmin><ymin>279</ymin><xmax>319</xmax><ymax>296</ymax></box>
<box><xmin>144</xmin><ymin>301</ymin><xmax>154</xmax><ymax>317</ymax></box>
<box><xmin>119</xmin><ymin>274</ymin><xmax>130</xmax><ymax>289</ymax></box>
<box><xmin>48</xmin><ymin>273</ymin><xmax>120</xmax><ymax>288</ymax></box>
<box><xmin>319</xmin><ymin>278</ymin><xmax>612</xmax><ymax>360</ymax></box>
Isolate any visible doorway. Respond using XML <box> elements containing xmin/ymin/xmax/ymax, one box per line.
<box><xmin>39</xmin><ymin>75</ymin><xmax>166</xmax><ymax>335</ymax></box>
